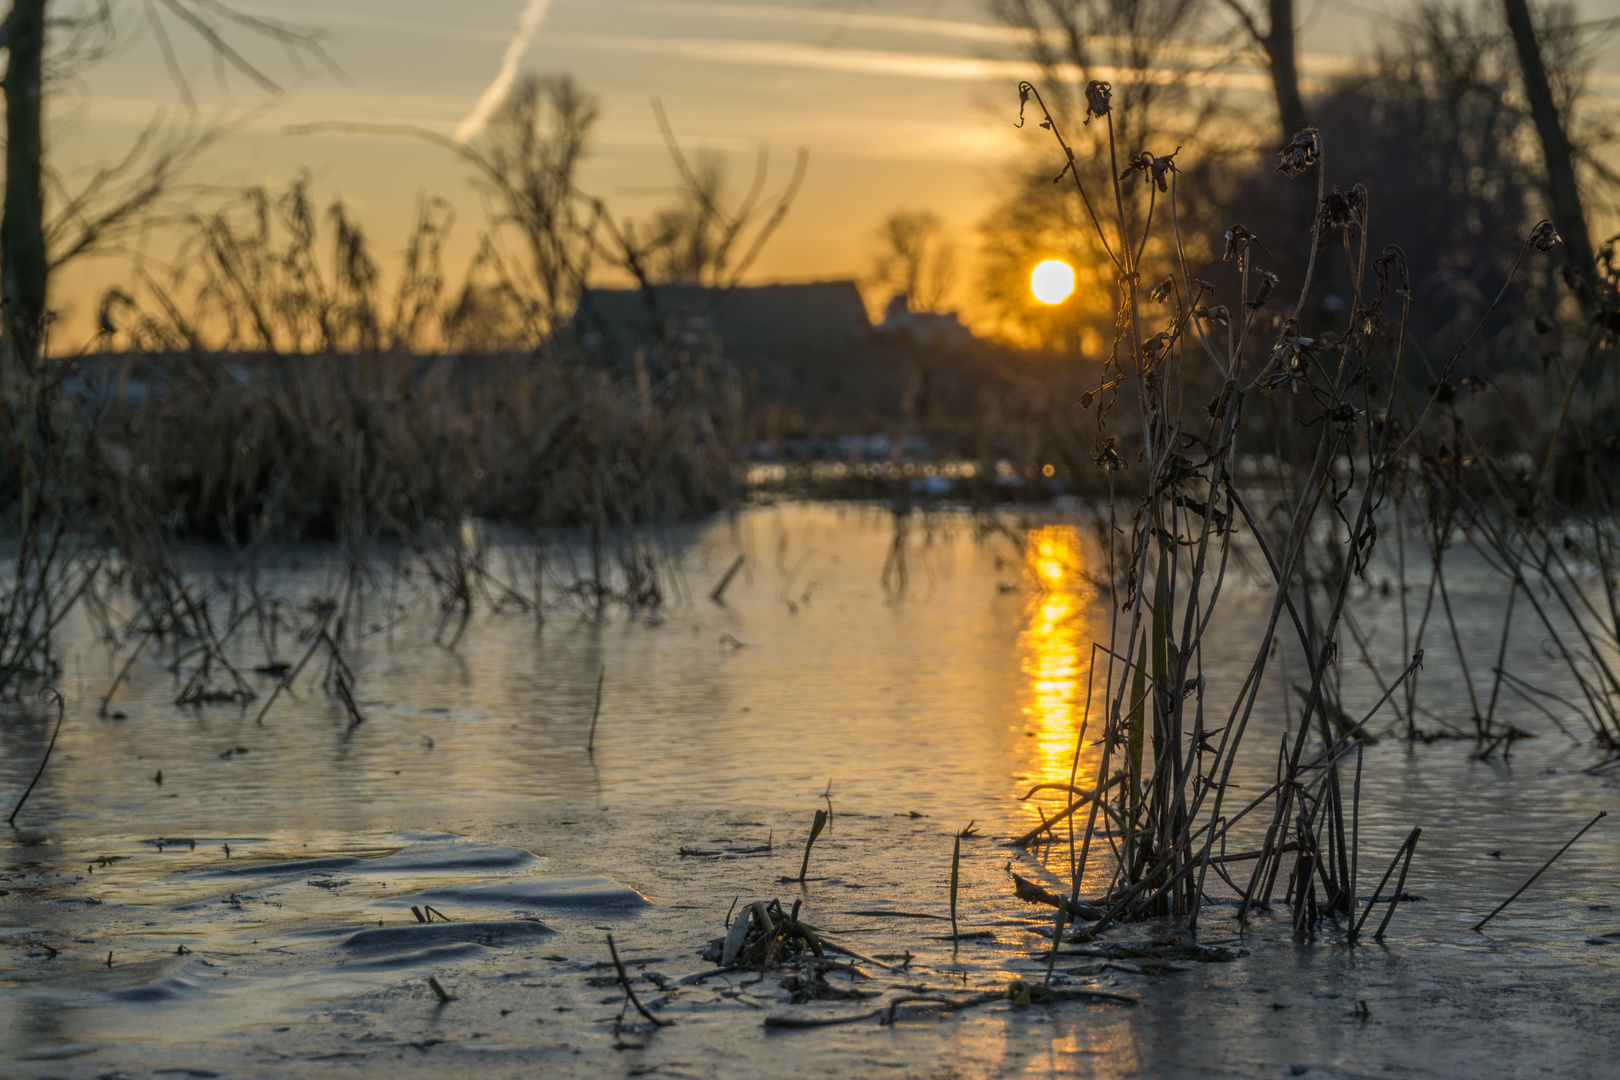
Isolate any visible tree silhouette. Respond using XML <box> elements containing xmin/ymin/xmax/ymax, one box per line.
<box><xmin>0</xmin><ymin>0</ymin><xmax>327</xmax><ymax>366</ymax></box>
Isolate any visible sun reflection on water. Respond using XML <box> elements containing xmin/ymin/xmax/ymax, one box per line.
<box><xmin>1017</xmin><ymin>525</ymin><xmax>1101</xmax><ymax>826</ymax></box>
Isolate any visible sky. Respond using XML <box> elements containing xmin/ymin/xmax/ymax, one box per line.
<box><xmin>44</xmin><ymin>0</ymin><xmax>1620</xmax><ymax>341</ymax></box>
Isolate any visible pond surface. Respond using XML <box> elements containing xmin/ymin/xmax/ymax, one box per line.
<box><xmin>2</xmin><ymin>503</ymin><xmax>1617</xmax><ymax>1079</ymax></box>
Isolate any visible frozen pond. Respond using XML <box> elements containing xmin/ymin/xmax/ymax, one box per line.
<box><xmin>2</xmin><ymin>503</ymin><xmax>1617</xmax><ymax>1078</ymax></box>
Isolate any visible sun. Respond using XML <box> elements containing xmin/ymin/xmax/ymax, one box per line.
<box><xmin>1030</xmin><ymin>259</ymin><xmax>1075</xmax><ymax>305</ymax></box>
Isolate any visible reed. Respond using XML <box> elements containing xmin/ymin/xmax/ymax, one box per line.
<box><xmin>797</xmin><ymin>809</ymin><xmax>828</xmax><ymax>883</ymax></box>
<box><xmin>1006</xmin><ymin>76</ymin><xmax>1571</xmax><ymax>937</ymax></box>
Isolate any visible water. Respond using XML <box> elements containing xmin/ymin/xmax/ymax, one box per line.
<box><xmin>2</xmin><ymin>503</ymin><xmax>1616</xmax><ymax>1078</ymax></box>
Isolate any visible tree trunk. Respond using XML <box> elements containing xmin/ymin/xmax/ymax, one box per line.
<box><xmin>1264</xmin><ymin>0</ymin><xmax>1307</xmax><ymax>143</ymax></box>
<box><xmin>2</xmin><ymin>0</ymin><xmax>49</xmax><ymax>368</ymax></box>
<box><xmin>1502</xmin><ymin>0</ymin><xmax>1597</xmax><ymax>310</ymax></box>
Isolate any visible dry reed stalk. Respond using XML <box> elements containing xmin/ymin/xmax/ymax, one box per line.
<box><xmin>1010</xmin><ymin>73</ymin><xmax>1575</xmax><ymax>936</ymax></box>
<box><xmin>1473</xmin><ymin>811</ymin><xmax>1607</xmax><ymax>931</ymax></box>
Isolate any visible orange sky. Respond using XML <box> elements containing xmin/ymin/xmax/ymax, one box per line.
<box><xmin>45</xmin><ymin>0</ymin><xmax>1620</xmax><ymax>345</ymax></box>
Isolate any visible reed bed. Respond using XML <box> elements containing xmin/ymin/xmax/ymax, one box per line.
<box><xmin>1003</xmin><ymin>76</ymin><xmax>1613</xmax><ymax>936</ymax></box>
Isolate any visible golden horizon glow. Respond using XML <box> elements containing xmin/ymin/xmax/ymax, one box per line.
<box><xmin>1030</xmin><ymin>259</ymin><xmax>1076</xmax><ymax>305</ymax></box>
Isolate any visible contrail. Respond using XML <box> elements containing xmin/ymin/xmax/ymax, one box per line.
<box><xmin>452</xmin><ymin>0</ymin><xmax>554</xmax><ymax>144</ymax></box>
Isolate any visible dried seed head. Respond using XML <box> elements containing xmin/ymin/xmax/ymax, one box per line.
<box><xmin>1529</xmin><ymin>220</ymin><xmax>1561</xmax><ymax>252</ymax></box>
<box><xmin>1222</xmin><ymin>224</ymin><xmax>1260</xmax><ymax>261</ymax></box>
<box><xmin>1265</xmin><ymin>368</ymin><xmax>1308</xmax><ymax>393</ymax></box>
<box><xmin>1091</xmin><ymin>435</ymin><xmax>1126</xmax><ymax>471</ymax></box>
<box><xmin>1121</xmin><ymin>148</ymin><xmax>1179</xmax><ymax>193</ymax></box>
<box><xmin>1084</xmin><ymin>80</ymin><xmax>1112</xmax><ymax>124</ymax></box>
<box><xmin>1149</xmin><ymin>150</ymin><xmax>1179</xmax><ymax>192</ymax></box>
<box><xmin>1275</xmin><ymin>127</ymin><xmax>1321</xmax><ymax>178</ymax></box>
<box><xmin>1354</xmin><ymin>299</ymin><xmax>1387</xmax><ymax>344</ymax></box>
<box><xmin>1120</xmin><ymin>151</ymin><xmax>1153</xmax><ymax>183</ymax></box>
<box><xmin>1373</xmin><ymin>245</ymin><xmax>1410</xmax><ymax>301</ymax></box>
<box><xmin>1015</xmin><ymin>81</ymin><xmax>1036</xmax><ymax>128</ymax></box>
<box><xmin>1246</xmin><ymin>269</ymin><xmax>1279</xmax><ymax>310</ymax></box>
<box><xmin>1149</xmin><ymin>276</ymin><xmax>1175</xmax><ymax>304</ymax></box>
<box><xmin>1197</xmin><ymin>304</ymin><xmax>1231</xmax><ymax>327</ymax></box>
<box><xmin>1319</xmin><ymin>184</ymin><xmax>1368</xmax><ymax>234</ymax></box>
<box><xmin>1270</xmin><ymin>320</ymin><xmax>1314</xmax><ymax>369</ymax></box>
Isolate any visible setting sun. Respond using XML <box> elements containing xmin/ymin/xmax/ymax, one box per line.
<box><xmin>1031</xmin><ymin>259</ymin><xmax>1076</xmax><ymax>304</ymax></box>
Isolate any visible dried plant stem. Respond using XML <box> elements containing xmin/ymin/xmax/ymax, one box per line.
<box><xmin>949</xmin><ymin>835</ymin><xmax>961</xmax><ymax>943</ymax></box>
<box><xmin>710</xmin><ymin>554</ymin><xmax>745</xmax><ymax>603</ymax></box>
<box><xmin>1473</xmin><ymin>811</ymin><xmax>1607</xmax><ymax>932</ymax></box>
<box><xmin>98</xmin><ymin>630</ymin><xmax>152</xmax><ymax>718</ymax></box>
<box><xmin>8</xmin><ymin>688</ymin><xmax>65</xmax><ymax>826</ymax></box>
<box><xmin>607</xmin><ymin>932</ymin><xmax>668</xmax><ymax>1027</ymax></box>
<box><xmin>1350</xmin><ymin>827</ymin><xmax>1421</xmax><ymax>943</ymax></box>
<box><xmin>587</xmin><ymin>664</ymin><xmax>605</xmax><ymax>752</ymax></box>
<box><xmin>798</xmin><ymin>809</ymin><xmax>828</xmax><ymax>882</ymax></box>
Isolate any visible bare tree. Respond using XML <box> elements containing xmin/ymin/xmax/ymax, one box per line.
<box><xmin>291</xmin><ymin>75</ymin><xmax>607</xmax><ymax>341</ymax></box>
<box><xmin>868</xmin><ymin>210</ymin><xmax>957</xmax><ymax>313</ymax></box>
<box><xmin>1215</xmin><ymin>0</ymin><xmax>1305</xmax><ymax>143</ymax></box>
<box><xmin>991</xmin><ymin>0</ymin><xmax>1215</xmax><ymax>143</ymax></box>
<box><xmin>0</xmin><ymin>1</ymin><xmax>330</xmax><ymax>367</ymax></box>
<box><xmin>981</xmin><ymin>1</ymin><xmax>1220</xmax><ymax>343</ymax></box>
<box><xmin>610</xmin><ymin>100</ymin><xmax>808</xmax><ymax>292</ymax></box>
<box><xmin>477</xmin><ymin>75</ymin><xmax>601</xmax><ymax>328</ymax></box>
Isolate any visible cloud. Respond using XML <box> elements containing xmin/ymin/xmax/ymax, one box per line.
<box><xmin>452</xmin><ymin>0</ymin><xmax>554</xmax><ymax>144</ymax></box>
<box><xmin>617</xmin><ymin>3</ymin><xmax>1370</xmax><ymax>85</ymax></box>
<box><xmin>543</xmin><ymin>33</ymin><xmax>1284</xmax><ymax>94</ymax></box>
<box><xmin>629</xmin><ymin>1</ymin><xmax>1032</xmax><ymax>45</ymax></box>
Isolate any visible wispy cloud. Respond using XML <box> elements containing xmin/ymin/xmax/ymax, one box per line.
<box><xmin>545</xmin><ymin>33</ymin><xmax>1283</xmax><ymax>94</ymax></box>
<box><xmin>629</xmin><ymin>1</ymin><xmax>1031</xmax><ymax>45</ymax></box>
<box><xmin>453</xmin><ymin>0</ymin><xmax>554</xmax><ymax>144</ymax></box>
<box><xmin>617</xmin><ymin>2</ymin><xmax>1366</xmax><ymax>84</ymax></box>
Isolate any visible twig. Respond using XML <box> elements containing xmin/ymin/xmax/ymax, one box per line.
<box><xmin>9</xmin><ymin>688</ymin><xmax>65</xmax><ymax>826</ymax></box>
<box><xmin>98</xmin><ymin>630</ymin><xmax>151</xmax><ymax>717</ymax></box>
<box><xmin>1350</xmin><ymin>827</ymin><xmax>1421</xmax><ymax>943</ymax></box>
<box><xmin>1009</xmin><ymin>872</ymin><xmax>1105</xmax><ymax>920</ymax></box>
<box><xmin>1473</xmin><ymin>811</ymin><xmax>1607</xmax><ymax>931</ymax></box>
<box><xmin>763</xmin><ymin>1009</ymin><xmax>880</xmax><ymax>1028</ymax></box>
<box><xmin>798</xmin><ymin>809</ymin><xmax>827</xmax><ymax>882</ymax></box>
<box><xmin>607</xmin><ymin>932</ymin><xmax>669</xmax><ymax>1027</ymax></box>
<box><xmin>251</xmin><ymin>616</ymin><xmax>330</xmax><ymax>726</ymax></box>
<box><xmin>710</xmin><ymin>554</ymin><xmax>746</xmax><ymax>603</ymax></box>
<box><xmin>587</xmin><ymin>664</ymin><xmax>605</xmax><ymax>752</ymax></box>
<box><xmin>949</xmin><ymin>835</ymin><xmax>961</xmax><ymax>943</ymax></box>
<box><xmin>761</xmin><ymin>983</ymin><xmax>1136</xmax><ymax>1030</ymax></box>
